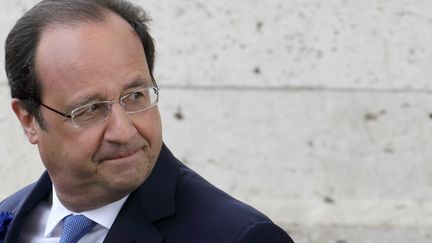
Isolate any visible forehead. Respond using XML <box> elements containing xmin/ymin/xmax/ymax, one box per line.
<box><xmin>35</xmin><ymin>12</ymin><xmax>150</xmax><ymax>103</ymax></box>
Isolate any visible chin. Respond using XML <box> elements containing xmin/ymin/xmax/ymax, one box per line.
<box><xmin>107</xmin><ymin>165</ymin><xmax>151</xmax><ymax>192</ymax></box>
<box><xmin>104</xmin><ymin>177</ymin><xmax>143</xmax><ymax>196</ymax></box>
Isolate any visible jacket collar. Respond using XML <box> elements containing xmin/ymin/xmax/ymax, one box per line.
<box><xmin>4</xmin><ymin>171</ymin><xmax>52</xmax><ymax>242</ymax></box>
<box><xmin>131</xmin><ymin>143</ymin><xmax>178</xmax><ymax>222</ymax></box>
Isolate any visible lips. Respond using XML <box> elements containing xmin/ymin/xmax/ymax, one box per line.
<box><xmin>104</xmin><ymin>148</ymin><xmax>141</xmax><ymax>160</ymax></box>
<box><xmin>93</xmin><ymin>141</ymin><xmax>147</xmax><ymax>163</ymax></box>
<box><xmin>98</xmin><ymin>146</ymin><xmax>142</xmax><ymax>162</ymax></box>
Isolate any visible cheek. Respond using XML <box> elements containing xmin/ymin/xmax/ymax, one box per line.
<box><xmin>69</xmin><ymin>137</ymin><xmax>95</xmax><ymax>153</ymax></box>
<box><xmin>131</xmin><ymin>115</ymin><xmax>162</xmax><ymax>165</ymax></box>
<box><xmin>39</xmin><ymin>130</ymin><xmax>102</xmax><ymax>175</ymax></box>
<box><xmin>135</xmin><ymin>109</ymin><xmax>162</xmax><ymax>142</ymax></box>
<box><xmin>68</xmin><ymin>131</ymin><xmax>104</xmax><ymax>165</ymax></box>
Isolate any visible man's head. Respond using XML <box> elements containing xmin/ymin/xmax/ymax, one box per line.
<box><xmin>5</xmin><ymin>0</ymin><xmax>163</xmax><ymax>211</ymax></box>
<box><xmin>5</xmin><ymin>0</ymin><xmax>156</xmax><ymax>128</ymax></box>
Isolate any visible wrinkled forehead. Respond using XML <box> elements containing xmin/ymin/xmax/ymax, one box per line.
<box><xmin>35</xmin><ymin>11</ymin><xmax>141</xmax><ymax>78</ymax></box>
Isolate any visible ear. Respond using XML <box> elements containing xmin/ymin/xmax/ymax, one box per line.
<box><xmin>11</xmin><ymin>98</ymin><xmax>40</xmax><ymax>144</ymax></box>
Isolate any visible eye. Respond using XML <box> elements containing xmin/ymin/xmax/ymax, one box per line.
<box><xmin>124</xmin><ymin>90</ymin><xmax>149</xmax><ymax>104</ymax></box>
<box><xmin>86</xmin><ymin>104</ymin><xmax>100</xmax><ymax>113</ymax></box>
<box><xmin>81</xmin><ymin>103</ymin><xmax>103</xmax><ymax>115</ymax></box>
<box><xmin>73</xmin><ymin>103</ymin><xmax>104</xmax><ymax>117</ymax></box>
<box><xmin>130</xmin><ymin>91</ymin><xmax>145</xmax><ymax>100</ymax></box>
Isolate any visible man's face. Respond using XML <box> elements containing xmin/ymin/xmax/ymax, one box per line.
<box><xmin>27</xmin><ymin>13</ymin><xmax>162</xmax><ymax>210</ymax></box>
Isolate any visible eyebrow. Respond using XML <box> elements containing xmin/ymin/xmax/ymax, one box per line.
<box><xmin>123</xmin><ymin>78</ymin><xmax>153</xmax><ymax>91</ymax></box>
<box><xmin>69</xmin><ymin>93</ymin><xmax>108</xmax><ymax>111</ymax></box>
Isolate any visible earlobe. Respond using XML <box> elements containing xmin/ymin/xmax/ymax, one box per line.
<box><xmin>11</xmin><ymin>98</ymin><xmax>39</xmax><ymax>144</ymax></box>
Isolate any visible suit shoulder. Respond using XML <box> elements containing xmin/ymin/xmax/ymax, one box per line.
<box><xmin>172</xmin><ymin>163</ymin><xmax>293</xmax><ymax>242</ymax></box>
<box><xmin>0</xmin><ymin>183</ymin><xmax>36</xmax><ymax>213</ymax></box>
<box><xmin>176</xmin><ymin>163</ymin><xmax>267</xmax><ymax>219</ymax></box>
<box><xmin>235</xmin><ymin>221</ymin><xmax>294</xmax><ymax>243</ymax></box>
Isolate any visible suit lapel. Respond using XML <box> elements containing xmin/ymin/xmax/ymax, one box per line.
<box><xmin>103</xmin><ymin>144</ymin><xmax>178</xmax><ymax>243</ymax></box>
<box><xmin>4</xmin><ymin>172</ymin><xmax>52</xmax><ymax>242</ymax></box>
<box><xmin>101</xmin><ymin>199</ymin><xmax>163</xmax><ymax>243</ymax></box>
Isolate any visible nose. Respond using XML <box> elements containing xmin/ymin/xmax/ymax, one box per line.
<box><xmin>103</xmin><ymin>103</ymin><xmax>137</xmax><ymax>144</ymax></box>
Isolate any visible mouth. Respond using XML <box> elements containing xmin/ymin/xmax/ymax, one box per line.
<box><xmin>99</xmin><ymin>147</ymin><xmax>143</xmax><ymax>163</ymax></box>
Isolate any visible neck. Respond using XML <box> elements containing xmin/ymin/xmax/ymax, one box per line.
<box><xmin>53</xmin><ymin>186</ymin><xmax>130</xmax><ymax>212</ymax></box>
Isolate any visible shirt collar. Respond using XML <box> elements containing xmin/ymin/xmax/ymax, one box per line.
<box><xmin>44</xmin><ymin>186</ymin><xmax>129</xmax><ymax>237</ymax></box>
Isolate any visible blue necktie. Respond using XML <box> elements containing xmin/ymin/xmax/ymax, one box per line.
<box><xmin>59</xmin><ymin>214</ymin><xmax>96</xmax><ymax>243</ymax></box>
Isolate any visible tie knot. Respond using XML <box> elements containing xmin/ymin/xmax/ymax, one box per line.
<box><xmin>59</xmin><ymin>214</ymin><xmax>96</xmax><ymax>243</ymax></box>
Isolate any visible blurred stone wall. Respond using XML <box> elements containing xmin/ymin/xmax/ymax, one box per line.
<box><xmin>1</xmin><ymin>1</ymin><xmax>432</xmax><ymax>242</ymax></box>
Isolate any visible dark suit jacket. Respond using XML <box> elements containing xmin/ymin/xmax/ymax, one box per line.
<box><xmin>0</xmin><ymin>145</ymin><xmax>294</xmax><ymax>242</ymax></box>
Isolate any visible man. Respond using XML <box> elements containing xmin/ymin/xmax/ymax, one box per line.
<box><xmin>0</xmin><ymin>0</ymin><xmax>294</xmax><ymax>242</ymax></box>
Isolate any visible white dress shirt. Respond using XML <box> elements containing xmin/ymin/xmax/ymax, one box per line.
<box><xmin>18</xmin><ymin>186</ymin><xmax>128</xmax><ymax>243</ymax></box>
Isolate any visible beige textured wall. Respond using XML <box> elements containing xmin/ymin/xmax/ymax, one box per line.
<box><xmin>1</xmin><ymin>1</ymin><xmax>432</xmax><ymax>242</ymax></box>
